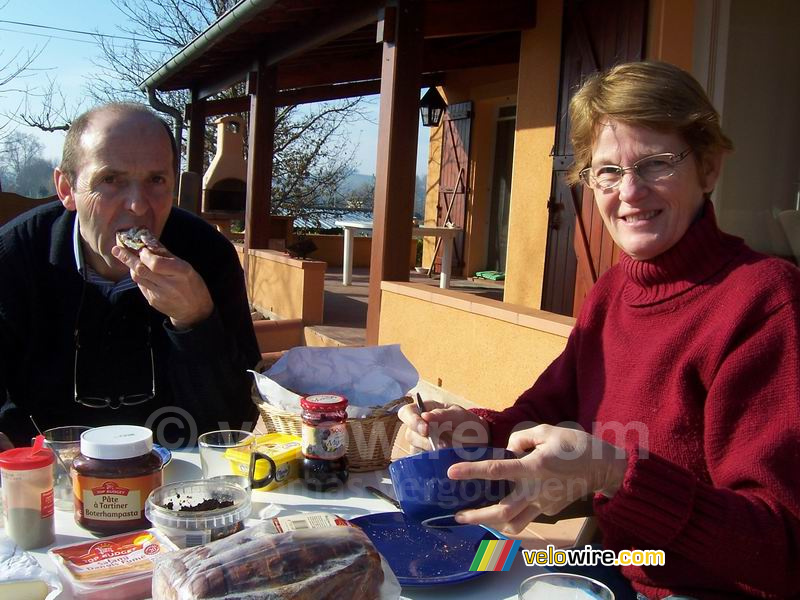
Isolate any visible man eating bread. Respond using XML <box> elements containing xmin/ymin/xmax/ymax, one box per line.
<box><xmin>0</xmin><ymin>102</ymin><xmax>260</xmax><ymax>446</ymax></box>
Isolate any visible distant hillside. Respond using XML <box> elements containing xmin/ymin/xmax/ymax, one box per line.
<box><xmin>340</xmin><ymin>172</ymin><xmax>375</xmax><ymax>193</ymax></box>
<box><xmin>342</xmin><ymin>172</ymin><xmax>427</xmax><ymax>218</ymax></box>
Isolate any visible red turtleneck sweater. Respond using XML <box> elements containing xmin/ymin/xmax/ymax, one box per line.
<box><xmin>475</xmin><ymin>203</ymin><xmax>800</xmax><ymax>599</ymax></box>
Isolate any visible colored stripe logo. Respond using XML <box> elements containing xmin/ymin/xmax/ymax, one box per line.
<box><xmin>469</xmin><ymin>539</ymin><xmax>520</xmax><ymax>571</ymax></box>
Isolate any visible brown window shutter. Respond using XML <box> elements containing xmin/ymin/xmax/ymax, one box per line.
<box><xmin>435</xmin><ymin>101</ymin><xmax>472</xmax><ymax>273</ymax></box>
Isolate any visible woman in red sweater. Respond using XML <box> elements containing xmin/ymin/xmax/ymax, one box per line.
<box><xmin>399</xmin><ymin>62</ymin><xmax>800</xmax><ymax>599</ymax></box>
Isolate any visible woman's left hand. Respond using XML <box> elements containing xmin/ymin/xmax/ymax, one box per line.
<box><xmin>448</xmin><ymin>424</ymin><xmax>628</xmax><ymax>534</ymax></box>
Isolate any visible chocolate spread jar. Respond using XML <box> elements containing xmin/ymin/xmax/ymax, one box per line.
<box><xmin>72</xmin><ymin>425</ymin><xmax>163</xmax><ymax>534</ymax></box>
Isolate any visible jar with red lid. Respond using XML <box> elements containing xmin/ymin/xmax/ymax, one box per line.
<box><xmin>0</xmin><ymin>436</ymin><xmax>55</xmax><ymax>549</ymax></box>
<box><xmin>300</xmin><ymin>394</ymin><xmax>349</xmax><ymax>491</ymax></box>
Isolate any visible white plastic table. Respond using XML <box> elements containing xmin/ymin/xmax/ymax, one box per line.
<box><xmin>27</xmin><ymin>449</ymin><xmax>544</xmax><ymax>599</ymax></box>
<box><xmin>335</xmin><ymin>220</ymin><xmax>462</xmax><ymax>288</ymax></box>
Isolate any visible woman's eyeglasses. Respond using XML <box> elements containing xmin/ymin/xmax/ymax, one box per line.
<box><xmin>579</xmin><ymin>149</ymin><xmax>692</xmax><ymax>191</ymax></box>
<box><xmin>73</xmin><ymin>325</ymin><xmax>155</xmax><ymax>409</ymax></box>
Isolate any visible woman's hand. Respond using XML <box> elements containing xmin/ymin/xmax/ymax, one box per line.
<box><xmin>398</xmin><ymin>400</ymin><xmax>489</xmax><ymax>454</ymax></box>
<box><xmin>448</xmin><ymin>424</ymin><xmax>627</xmax><ymax>534</ymax></box>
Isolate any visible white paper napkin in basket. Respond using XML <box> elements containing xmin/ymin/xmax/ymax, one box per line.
<box><xmin>249</xmin><ymin>345</ymin><xmax>418</xmax><ymax>418</ymax></box>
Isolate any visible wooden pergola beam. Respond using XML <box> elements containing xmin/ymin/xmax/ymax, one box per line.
<box><xmin>244</xmin><ymin>64</ymin><xmax>276</xmax><ymax>252</ymax></box>
<box><xmin>278</xmin><ymin>53</ymin><xmax>382</xmax><ymax>90</ymax></box>
<box><xmin>276</xmin><ymin>39</ymin><xmax>515</xmax><ymax>91</ymax></box>
<box><xmin>423</xmin><ymin>0</ymin><xmax>536</xmax><ymax>38</ymax></box>
<box><xmin>192</xmin><ymin>95</ymin><xmax>249</xmax><ymax>116</ymax></box>
<box><xmin>279</xmin><ymin>80</ymin><xmax>381</xmax><ymax>105</ymax></box>
<box><xmin>425</xmin><ymin>34</ymin><xmax>521</xmax><ymax>72</ymax></box>
<box><xmin>189</xmin><ymin>2</ymin><xmax>381</xmax><ymax>99</ymax></box>
<box><xmin>188</xmin><ymin>73</ymin><xmax>447</xmax><ymax>118</ymax></box>
<box><xmin>196</xmin><ymin>58</ymin><xmax>257</xmax><ymax>101</ymax></box>
<box><xmin>366</xmin><ymin>1</ymin><xmax>424</xmax><ymax>345</ymax></box>
<box><xmin>153</xmin><ymin>0</ymin><xmax>534</xmax><ymax>98</ymax></box>
<box><xmin>264</xmin><ymin>1</ymin><xmax>383</xmax><ymax>68</ymax></box>
<box><xmin>186</xmin><ymin>92</ymin><xmax>205</xmax><ymax>169</ymax></box>
<box><xmin>190</xmin><ymin>80</ymin><xmax>382</xmax><ymax>117</ymax></box>
<box><xmin>184</xmin><ymin>89</ymin><xmax>206</xmax><ymax>214</ymax></box>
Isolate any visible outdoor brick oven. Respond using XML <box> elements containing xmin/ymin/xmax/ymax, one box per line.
<box><xmin>202</xmin><ymin>115</ymin><xmax>246</xmax><ymax>213</ymax></box>
<box><xmin>201</xmin><ymin>114</ymin><xmax>293</xmax><ymax>247</ymax></box>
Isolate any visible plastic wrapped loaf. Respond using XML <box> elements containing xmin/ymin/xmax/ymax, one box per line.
<box><xmin>151</xmin><ymin>522</ymin><xmax>384</xmax><ymax>600</ymax></box>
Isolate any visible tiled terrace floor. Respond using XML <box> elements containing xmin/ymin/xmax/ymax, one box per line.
<box><xmin>313</xmin><ymin>267</ymin><xmax>504</xmax><ymax>346</ymax></box>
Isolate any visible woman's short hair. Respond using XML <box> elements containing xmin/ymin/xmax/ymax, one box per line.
<box><xmin>568</xmin><ymin>61</ymin><xmax>733</xmax><ymax>184</ymax></box>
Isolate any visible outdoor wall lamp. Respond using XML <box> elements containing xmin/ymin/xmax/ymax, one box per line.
<box><xmin>419</xmin><ymin>87</ymin><xmax>447</xmax><ymax>127</ymax></box>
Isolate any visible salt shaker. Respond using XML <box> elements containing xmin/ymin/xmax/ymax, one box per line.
<box><xmin>0</xmin><ymin>435</ymin><xmax>55</xmax><ymax>549</ymax></box>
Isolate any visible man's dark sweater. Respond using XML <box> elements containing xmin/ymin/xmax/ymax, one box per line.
<box><xmin>0</xmin><ymin>201</ymin><xmax>261</xmax><ymax>447</ymax></box>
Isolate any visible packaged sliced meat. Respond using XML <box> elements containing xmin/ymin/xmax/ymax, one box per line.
<box><xmin>49</xmin><ymin>529</ymin><xmax>177</xmax><ymax>600</ymax></box>
<box><xmin>151</xmin><ymin>523</ymin><xmax>386</xmax><ymax>600</ymax></box>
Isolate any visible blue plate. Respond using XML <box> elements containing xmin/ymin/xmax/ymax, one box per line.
<box><xmin>350</xmin><ymin>511</ymin><xmax>504</xmax><ymax>587</ymax></box>
<box><xmin>153</xmin><ymin>444</ymin><xmax>172</xmax><ymax>468</ymax></box>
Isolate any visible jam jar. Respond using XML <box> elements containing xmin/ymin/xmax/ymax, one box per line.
<box><xmin>72</xmin><ymin>425</ymin><xmax>163</xmax><ymax>534</ymax></box>
<box><xmin>300</xmin><ymin>394</ymin><xmax>349</xmax><ymax>491</ymax></box>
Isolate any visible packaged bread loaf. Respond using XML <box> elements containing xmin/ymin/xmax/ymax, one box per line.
<box><xmin>151</xmin><ymin>522</ymin><xmax>384</xmax><ymax>600</ymax></box>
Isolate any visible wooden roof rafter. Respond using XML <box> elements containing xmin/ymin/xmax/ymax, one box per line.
<box><xmin>143</xmin><ymin>0</ymin><xmax>536</xmax><ymax>103</ymax></box>
<box><xmin>188</xmin><ymin>71</ymin><xmax>448</xmax><ymax>119</ymax></box>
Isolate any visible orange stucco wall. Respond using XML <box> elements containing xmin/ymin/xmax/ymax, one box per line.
<box><xmin>647</xmin><ymin>0</ymin><xmax>695</xmax><ymax>68</ymax></box>
<box><xmin>378</xmin><ymin>282</ymin><xmax>574</xmax><ymax>410</ymax></box>
<box><xmin>236</xmin><ymin>246</ymin><xmax>326</xmax><ymax>325</ymax></box>
<box><xmin>502</xmin><ymin>0</ymin><xmax>564</xmax><ymax>309</ymax></box>
<box><xmin>304</xmin><ymin>234</ymin><xmax>373</xmax><ymax>267</ymax></box>
<box><xmin>306</xmin><ymin>234</ymin><xmax>416</xmax><ymax>268</ymax></box>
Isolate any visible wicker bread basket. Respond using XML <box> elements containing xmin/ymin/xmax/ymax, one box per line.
<box><xmin>251</xmin><ymin>360</ymin><xmax>407</xmax><ymax>471</ymax></box>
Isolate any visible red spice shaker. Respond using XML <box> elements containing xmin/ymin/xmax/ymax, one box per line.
<box><xmin>0</xmin><ymin>436</ymin><xmax>55</xmax><ymax>549</ymax></box>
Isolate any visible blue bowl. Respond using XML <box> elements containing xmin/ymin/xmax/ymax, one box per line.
<box><xmin>389</xmin><ymin>446</ymin><xmax>515</xmax><ymax>526</ymax></box>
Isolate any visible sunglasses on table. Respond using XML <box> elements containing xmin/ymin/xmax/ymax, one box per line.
<box><xmin>73</xmin><ymin>324</ymin><xmax>155</xmax><ymax>409</ymax></box>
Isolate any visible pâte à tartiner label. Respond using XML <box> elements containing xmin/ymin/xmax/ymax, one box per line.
<box><xmin>74</xmin><ymin>474</ymin><xmax>160</xmax><ymax>522</ymax></box>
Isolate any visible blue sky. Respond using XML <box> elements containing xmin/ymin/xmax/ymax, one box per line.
<box><xmin>0</xmin><ymin>0</ymin><xmax>429</xmax><ymax>175</ymax></box>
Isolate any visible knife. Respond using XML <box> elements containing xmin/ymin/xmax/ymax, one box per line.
<box><xmin>365</xmin><ymin>486</ymin><xmax>402</xmax><ymax>510</ymax></box>
<box><xmin>415</xmin><ymin>392</ymin><xmax>437</xmax><ymax>451</ymax></box>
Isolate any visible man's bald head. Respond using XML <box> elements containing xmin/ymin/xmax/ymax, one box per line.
<box><xmin>59</xmin><ymin>103</ymin><xmax>178</xmax><ymax>186</ymax></box>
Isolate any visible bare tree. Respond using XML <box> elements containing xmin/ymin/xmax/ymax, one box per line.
<box><xmin>14</xmin><ymin>76</ymin><xmax>76</xmax><ymax>133</ymax></box>
<box><xmin>0</xmin><ymin>47</ymin><xmax>41</xmax><ymax>93</ymax></box>
<box><xmin>10</xmin><ymin>1</ymin><xmax>232</xmax><ymax>138</ymax></box>
<box><xmin>0</xmin><ymin>0</ymin><xmax>46</xmax><ymax>139</ymax></box>
<box><xmin>14</xmin><ymin>157</ymin><xmax>57</xmax><ymax>197</ymax></box>
<box><xmin>0</xmin><ymin>131</ymin><xmax>56</xmax><ymax>197</ymax></box>
<box><xmin>90</xmin><ymin>0</ymin><xmax>230</xmax><ymax>106</ymax></box>
<box><xmin>89</xmin><ymin>0</ymin><xmax>368</xmax><ymax>218</ymax></box>
<box><xmin>271</xmin><ymin>99</ymin><xmax>366</xmax><ymax>219</ymax></box>
<box><xmin>1</xmin><ymin>132</ymin><xmax>43</xmax><ymax>178</ymax></box>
